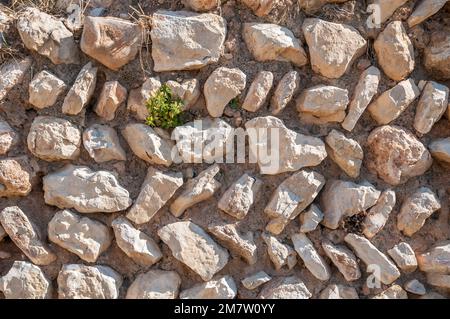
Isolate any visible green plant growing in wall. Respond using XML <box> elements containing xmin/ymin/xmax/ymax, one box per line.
<box><xmin>145</xmin><ymin>84</ymin><xmax>184</xmax><ymax>129</ymax></box>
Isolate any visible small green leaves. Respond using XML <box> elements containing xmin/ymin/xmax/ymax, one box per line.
<box><xmin>145</xmin><ymin>84</ymin><xmax>184</xmax><ymax>129</ymax></box>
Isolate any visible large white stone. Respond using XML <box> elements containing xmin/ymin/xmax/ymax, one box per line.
<box><xmin>0</xmin><ymin>57</ymin><xmax>32</xmax><ymax>101</ymax></box>
<box><xmin>62</xmin><ymin>62</ymin><xmax>97</xmax><ymax>115</ymax></box>
<box><xmin>83</xmin><ymin>124</ymin><xmax>126</xmax><ymax>162</ymax></box>
<box><xmin>414</xmin><ymin>81</ymin><xmax>449</xmax><ymax>134</ymax></box>
<box><xmin>28</xmin><ymin>70</ymin><xmax>66</xmax><ymax>109</ymax></box>
<box><xmin>126</xmin><ymin>270</ymin><xmax>181</xmax><ymax>299</ymax></box>
<box><xmin>387</xmin><ymin>242</ymin><xmax>418</xmax><ymax>273</ymax></box>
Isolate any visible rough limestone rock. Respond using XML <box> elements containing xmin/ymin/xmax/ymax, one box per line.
<box><xmin>319</xmin><ymin>284</ymin><xmax>359</xmax><ymax>299</ymax></box>
<box><xmin>258</xmin><ymin>276</ymin><xmax>311</xmax><ymax>299</ymax></box>
<box><xmin>204</xmin><ymin>67</ymin><xmax>246</xmax><ymax>117</ymax></box>
<box><xmin>322</xmin><ymin>240</ymin><xmax>361</xmax><ymax>282</ymax></box>
<box><xmin>429</xmin><ymin>137</ymin><xmax>450</xmax><ymax>163</ymax></box>
<box><xmin>48</xmin><ymin>210</ymin><xmax>112</xmax><ymax>263</ymax></box>
<box><xmin>345</xmin><ymin>233</ymin><xmax>401</xmax><ymax>285</ymax></box>
<box><xmin>28</xmin><ymin>70</ymin><xmax>66</xmax><ymax>109</ymax></box>
<box><xmin>166</xmin><ymin>78</ymin><xmax>201</xmax><ymax>110</ymax></box>
<box><xmin>417</xmin><ymin>241</ymin><xmax>450</xmax><ymax>273</ymax></box>
<box><xmin>366</xmin><ymin>125</ymin><xmax>433</xmax><ymax>185</ymax></box>
<box><xmin>0</xmin><ymin>119</ymin><xmax>18</xmax><ymax>155</ymax></box>
<box><xmin>363</xmin><ymin>189</ymin><xmax>396</xmax><ymax>239</ymax></box>
<box><xmin>405</xmin><ymin>279</ymin><xmax>426</xmax><ymax>295</ymax></box>
<box><xmin>182</xmin><ymin>0</ymin><xmax>219</xmax><ymax>11</ymax></box>
<box><xmin>366</xmin><ymin>0</ymin><xmax>409</xmax><ymax>26</ymax></box>
<box><xmin>0</xmin><ymin>158</ymin><xmax>32</xmax><ymax>197</ymax></box>
<box><xmin>407</xmin><ymin>0</ymin><xmax>449</xmax><ymax>28</ymax></box>
<box><xmin>180</xmin><ymin>276</ymin><xmax>237</xmax><ymax>299</ymax></box>
<box><xmin>242</xmin><ymin>71</ymin><xmax>273</xmax><ymax>112</ymax></box>
<box><xmin>321</xmin><ymin>180</ymin><xmax>380</xmax><ymax>230</ymax></box>
<box><xmin>94</xmin><ymin>81</ymin><xmax>127</xmax><ymax>121</ymax></box>
<box><xmin>292</xmin><ymin>233</ymin><xmax>331</xmax><ymax>281</ymax></box>
<box><xmin>243</xmin><ymin>23</ymin><xmax>308</xmax><ymax>67</ymax></box>
<box><xmin>0</xmin><ymin>261</ymin><xmax>51</xmax><ymax>299</ymax></box>
<box><xmin>302</xmin><ymin>18</ymin><xmax>366</xmax><ymax>78</ymax></box>
<box><xmin>127</xmin><ymin>77</ymin><xmax>161</xmax><ymax>120</ymax></box>
<box><xmin>158</xmin><ymin>221</ymin><xmax>229</xmax><ymax>281</ymax></box>
<box><xmin>262</xmin><ymin>232</ymin><xmax>297</xmax><ymax>270</ymax></box>
<box><xmin>241</xmin><ymin>271</ymin><xmax>271</xmax><ymax>290</ymax></box>
<box><xmin>0</xmin><ymin>206</ymin><xmax>56</xmax><ymax>265</ymax></box>
<box><xmin>265</xmin><ymin>170</ymin><xmax>325</xmax><ymax>234</ymax></box>
<box><xmin>218</xmin><ymin>173</ymin><xmax>261</xmax><ymax>220</ymax></box>
<box><xmin>397</xmin><ymin>187</ymin><xmax>441</xmax><ymax>236</ymax></box>
<box><xmin>170</xmin><ymin>165</ymin><xmax>221</xmax><ymax>217</ymax></box>
<box><xmin>271</xmin><ymin>71</ymin><xmax>300</xmax><ymax>115</ymax></box>
<box><xmin>127</xmin><ymin>167</ymin><xmax>183</xmax><ymax>224</ymax></box>
<box><xmin>0</xmin><ymin>57</ymin><xmax>32</xmax><ymax>101</ymax></box>
<box><xmin>372</xmin><ymin>284</ymin><xmax>408</xmax><ymax>299</ymax></box>
<box><xmin>122</xmin><ymin>123</ymin><xmax>174</xmax><ymax>166</ymax></box>
<box><xmin>299</xmin><ymin>204</ymin><xmax>323</xmax><ymax>233</ymax></box>
<box><xmin>325</xmin><ymin>129</ymin><xmax>363</xmax><ymax>178</ymax></box>
<box><xmin>208</xmin><ymin>221</ymin><xmax>257</xmax><ymax>265</ymax></box>
<box><xmin>387</xmin><ymin>242</ymin><xmax>418</xmax><ymax>273</ymax></box>
<box><xmin>424</xmin><ymin>33</ymin><xmax>450</xmax><ymax>80</ymax></box>
<box><xmin>342</xmin><ymin>66</ymin><xmax>380</xmax><ymax>131</ymax></box>
<box><xmin>414</xmin><ymin>81</ymin><xmax>449</xmax><ymax>134</ymax></box>
<box><xmin>374</xmin><ymin>21</ymin><xmax>415</xmax><ymax>81</ymax></box>
<box><xmin>172</xmin><ymin>117</ymin><xmax>234</xmax><ymax>163</ymax></box>
<box><xmin>43</xmin><ymin>165</ymin><xmax>132</xmax><ymax>213</ymax></box>
<box><xmin>57</xmin><ymin>264</ymin><xmax>122</xmax><ymax>299</ymax></box>
<box><xmin>240</xmin><ymin>0</ymin><xmax>279</xmax><ymax>16</ymax></box>
<box><xmin>245</xmin><ymin>116</ymin><xmax>327</xmax><ymax>175</ymax></box>
<box><xmin>62</xmin><ymin>62</ymin><xmax>98</xmax><ymax>115</ymax></box>
<box><xmin>81</xmin><ymin>16</ymin><xmax>142</xmax><ymax>70</ymax></box>
<box><xmin>426</xmin><ymin>273</ymin><xmax>450</xmax><ymax>289</ymax></box>
<box><xmin>151</xmin><ymin>10</ymin><xmax>226</xmax><ymax>71</ymax></box>
<box><xmin>16</xmin><ymin>7</ymin><xmax>79</xmax><ymax>64</ymax></box>
<box><xmin>112</xmin><ymin>217</ymin><xmax>162</xmax><ymax>266</ymax></box>
<box><xmin>126</xmin><ymin>270</ymin><xmax>181</xmax><ymax>299</ymax></box>
<box><xmin>298</xmin><ymin>0</ymin><xmax>348</xmax><ymax>12</ymax></box>
<box><xmin>83</xmin><ymin>124</ymin><xmax>126</xmax><ymax>163</ymax></box>
<box><xmin>368</xmin><ymin>78</ymin><xmax>420</xmax><ymax>125</ymax></box>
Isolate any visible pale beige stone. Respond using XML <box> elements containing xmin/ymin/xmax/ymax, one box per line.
<box><xmin>241</xmin><ymin>271</ymin><xmax>271</xmax><ymax>290</ymax></box>
<box><xmin>258</xmin><ymin>276</ymin><xmax>311</xmax><ymax>299</ymax></box>
<box><xmin>271</xmin><ymin>71</ymin><xmax>300</xmax><ymax>115</ymax></box>
<box><xmin>83</xmin><ymin>124</ymin><xmax>126</xmax><ymax>163</ymax></box>
<box><xmin>262</xmin><ymin>233</ymin><xmax>297</xmax><ymax>270</ymax></box>
<box><xmin>0</xmin><ymin>119</ymin><xmax>17</xmax><ymax>155</ymax></box>
<box><xmin>62</xmin><ymin>62</ymin><xmax>97</xmax><ymax>115</ymax></box>
<box><xmin>387</xmin><ymin>242</ymin><xmax>418</xmax><ymax>272</ymax></box>
<box><xmin>322</xmin><ymin>240</ymin><xmax>361</xmax><ymax>282</ymax></box>
<box><xmin>299</xmin><ymin>204</ymin><xmax>323</xmax><ymax>233</ymax></box>
<box><xmin>319</xmin><ymin>284</ymin><xmax>359</xmax><ymax>299</ymax></box>
<box><xmin>180</xmin><ymin>276</ymin><xmax>237</xmax><ymax>299</ymax></box>
<box><xmin>363</xmin><ymin>189</ymin><xmax>396</xmax><ymax>239</ymax></box>
<box><xmin>429</xmin><ymin>137</ymin><xmax>450</xmax><ymax>163</ymax></box>
<box><xmin>0</xmin><ymin>158</ymin><xmax>32</xmax><ymax>197</ymax></box>
<box><xmin>182</xmin><ymin>0</ymin><xmax>219</xmax><ymax>11</ymax></box>
<box><xmin>372</xmin><ymin>284</ymin><xmax>408</xmax><ymax>299</ymax></box>
<box><xmin>407</xmin><ymin>0</ymin><xmax>449</xmax><ymax>28</ymax></box>
<box><xmin>166</xmin><ymin>78</ymin><xmax>200</xmax><ymax>110</ymax></box>
<box><xmin>427</xmin><ymin>273</ymin><xmax>450</xmax><ymax>289</ymax></box>
<box><xmin>424</xmin><ymin>33</ymin><xmax>450</xmax><ymax>80</ymax></box>
<box><xmin>28</xmin><ymin>70</ymin><xmax>66</xmax><ymax>109</ymax></box>
<box><xmin>0</xmin><ymin>57</ymin><xmax>32</xmax><ymax>101</ymax></box>
<box><xmin>414</xmin><ymin>81</ymin><xmax>449</xmax><ymax>134</ymax></box>
<box><xmin>242</xmin><ymin>71</ymin><xmax>273</xmax><ymax>112</ymax></box>
<box><xmin>94</xmin><ymin>81</ymin><xmax>127</xmax><ymax>121</ymax></box>
<box><xmin>417</xmin><ymin>241</ymin><xmax>450</xmax><ymax>273</ymax></box>
<box><xmin>325</xmin><ymin>129</ymin><xmax>363</xmax><ymax>178</ymax></box>
<box><xmin>127</xmin><ymin>77</ymin><xmax>161</xmax><ymax>120</ymax></box>
<box><xmin>126</xmin><ymin>270</ymin><xmax>181</xmax><ymax>299</ymax></box>
<box><xmin>240</xmin><ymin>0</ymin><xmax>279</xmax><ymax>16</ymax></box>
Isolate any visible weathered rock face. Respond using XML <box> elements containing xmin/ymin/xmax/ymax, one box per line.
<box><xmin>0</xmin><ymin>57</ymin><xmax>32</xmax><ymax>101</ymax></box>
<box><xmin>265</xmin><ymin>170</ymin><xmax>325</xmax><ymax>234</ymax></box>
<box><xmin>241</xmin><ymin>271</ymin><xmax>271</xmax><ymax>290</ymax></box>
<box><xmin>262</xmin><ymin>232</ymin><xmax>297</xmax><ymax>270</ymax></box>
<box><xmin>258</xmin><ymin>276</ymin><xmax>311</xmax><ymax>299</ymax></box>
<box><xmin>182</xmin><ymin>0</ymin><xmax>219</xmax><ymax>11</ymax></box>
<box><xmin>151</xmin><ymin>10</ymin><xmax>226</xmax><ymax>71</ymax></box>
<box><xmin>0</xmin><ymin>261</ymin><xmax>51</xmax><ymax>299</ymax></box>
<box><xmin>94</xmin><ymin>81</ymin><xmax>127</xmax><ymax>121</ymax></box>
<box><xmin>166</xmin><ymin>79</ymin><xmax>201</xmax><ymax>110</ymax></box>
<box><xmin>322</xmin><ymin>240</ymin><xmax>361</xmax><ymax>282</ymax></box>
<box><xmin>242</xmin><ymin>71</ymin><xmax>273</xmax><ymax>112</ymax></box>
<box><xmin>0</xmin><ymin>119</ymin><xmax>17</xmax><ymax>155</ymax></box>
<box><xmin>62</xmin><ymin>62</ymin><xmax>98</xmax><ymax>115</ymax></box>
<box><xmin>363</xmin><ymin>189</ymin><xmax>396</xmax><ymax>239</ymax></box>
<box><xmin>204</xmin><ymin>67</ymin><xmax>246</xmax><ymax>117</ymax></box>
<box><xmin>429</xmin><ymin>137</ymin><xmax>450</xmax><ymax>163</ymax></box>
<box><xmin>127</xmin><ymin>167</ymin><xmax>183</xmax><ymax>224</ymax></box>
<box><xmin>81</xmin><ymin>16</ymin><xmax>142</xmax><ymax>70</ymax></box>
<box><xmin>325</xmin><ymin>129</ymin><xmax>363</xmax><ymax>178</ymax></box>
<box><xmin>57</xmin><ymin>264</ymin><xmax>122</xmax><ymax>299</ymax></box>
<box><xmin>387</xmin><ymin>242</ymin><xmax>418</xmax><ymax>273</ymax></box>
<box><xmin>397</xmin><ymin>187</ymin><xmax>441</xmax><ymax>237</ymax></box>
<box><xmin>48</xmin><ymin>210</ymin><xmax>112</xmax><ymax>263</ymax></box>
<box><xmin>407</xmin><ymin>0</ymin><xmax>448</xmax><ymax>28</ymax></box>
<box><xmin>245</xmin><ymin>116</ymin><xmax>327</xmax><ymax>175</ymax></box>
<box><xmin>83</xmin><ymin>124</ymin><xmax>126</xmax><ymax>163</ymax></box>
<box><xmin>122</xmin><ymin>123</ymin><xmax>174</xmax><ymax>166</ymax></box>
<box><xmin>424</xmin><ymin>33</ymin><xmax>450</xmax><ymax>80</ymax></box>
<box><xmin>0</xmin><ymin>158</ymin><xmax>32</xmax><ymax>197</ymax></box>
<box><xmin>414</xmin><ymin>81</ymin><xmax>449</xmax><ymax>134</ymax></box>
<box><xmin>0</xmin><ymin>206</ymin><xmax>56</xmax><ymax>265</ymax></box>
<box><xmin>302</xmin><ymin>18</ymin><xmax>366</xmax><ymax>78</ymax></box>
<box><xmin>366</xmin><ymin>125</ymin><xmax>433</xmax><ymax>185</ymax></box>
<box><xmin>271</xmin><ymin>71</ymin><xmax>300</xmax><ymax>115</ymax></box>
<box><xmin>126</xmin><ymin>270</ymin><xmax>181</xmax><ymax>299</ymax></box>
<box><xmin>405</xmin><ymin>279</ymin><xmax>426</xmax><ymax>295</ymax></box>
<box><xmin>240</xmin><ymin>0</ymin><xmax>279</xmax><ymax>16</ymax></box>
<box><xmin>321</xmin><ymin>180</ymin><xmax>380</xmax><ymax>230</ymax></box>
<box><xmin>16</xmin><ymin>7</ymin><xmax>79</xmax><ymax>64</ymax></box>
<box><xmin>299</xmin><ymin>204</ymin><xmax>323</xmax><ymax>233</ymax></box>
<box><xmin>319</xmin><ymin>284</ymin><xmax>359</xmax><ymax>299</ymax></box>
<box><xmin>127</xmin><ymin>77</ymin><xmax>161</xmax><ymax>120</ymax></box>
<box><xmin>243</xmin><ymin>23</ymin><xmax>308</xmax><ymax>67</ymax></box>
<box><xmin>112</xmin><ymin>217</ymin><xmax>162</xmax><ymax>266</ymax></box>
<box><xmin>158</xmin><ymin>221</ymin><xmax>229</xmax><ymax>281</ymax></box>
<box><xmin>417</xmin><ymin>241</ymin><xmax>450</xmax><ymax>273</ymax></box>
<box><xmin>180</xmin><ymin>276</ymin><xmax>237</xmax><ymax>299</ymax></box>
<box><xmin>43</xmin><ymin>165</ymin><xmax>132</xmax><ymax>213</ymax></box>
<box><xmin>372</xmin><ymin>284</ymin><xmax>408</xmax><ymax>299</ymax></box>
<box><xmin>374</xmin><ymin>21</ymin><xmax>415</xmax><ymax>81</ymax></box>
<box><xmin>28</xmin><ymin>70</ymin><xmax>66</xmax><ymax>109</ymax></box>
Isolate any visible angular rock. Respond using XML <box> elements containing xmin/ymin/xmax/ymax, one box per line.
<box><xmin>262</xmin><ymin>233</ymin><xmax>297</xmax><ymax>270</ymax></box>
<box><xmin>366</xmin><ymin>125</ymin><xmax>433</xmax><ymax>185</ymax></box>
<box><xmin>344</xmin><ymin>233</ymin><xmax>401</xmax><ymax>285</ymax></box>
<box><xmin>374</xmin><ymin>21</ymin><xmax>414</xmax><ymax>81</ymax></box>
<box><xmin>0</xmin><ymin>158</ymin><xmax>32</xmax><ymax>197</ymax></box>
<box><xmin>127</xmin><ymin>77</ymin><xmax>161</xmax><ymax>120</ymax></box>
<box><xmin>299</xmin><ymin>204</ymin><xmax>323</xmax><ymax>233</ymax></box>
<box><xmin>182</xmin><ymin>0</ymin><xmax>219</xmax><ymax>11</ymax></box>
<box><xmin>363</xmin><ymin>189</ymin><xmax>396</xmax><ymax>239</ymax></box>
<box><xmin>158</xmin><ymin>221</ymin><xmax>229</xmax><ymax>281</ymax></box>
<box><xmin>397</xmin><ymin>187</ymin><xmax>441</xmax><ymax>236</ymax></box>
<box><xmin>319</xmin><ymin>284</ymin><xmax>359</xmax><ymax>299</ymax></box>
<box><xmin>0</xmin><ymin>261</ymin><xmax>51</xmax><ymax>299</ymax></box>
<box><xmin>166</xmin><ymin>78</ymin><xmax>200</xmax><ymax>110</ymax></box>
<box><xmin>57</xmin><ymin>264</ymin><xmax>122</xmax><ymax>299</ymax></box>
<box><xmin>62</xmin><ymin>62</ymin><xmax>97</xmax><ymax>115</ymax></box>
<box><xmin>81</xmin><ymin>16</ymin><xmax>142</xmax><ymax>70</ymax></box>
<box><xmin>302</xmin><ymin>18</ymin><xmax>366</xmax><ymax>78</ymax></box>
<box><xmin>366</xmin><ymin>0</ymin><xmax>409</xmax><ymax>25</ymax></box>
<box><xmin>368</xmin><ymin>78</ymin><xmax>420</xmax><ymax>125</ymax></box>
<box><xmin>43</xmin><ymin>165</ymin><xmax>132</xmax><ymax>213</ymax></box>
<box><xmin>0</xmin><ymin>57</ymin><xmax>32</xmax><ymax>101</ymax></box>
<box><xmin>258</xmin><ymin>276</ymin><xmax>311</xmax><ymax>299</ymax></box>
<box><xmin>83</xmin><ymin>124</ymin><xmax>126</xmax><ymax>163</ymax></box>
<box><xmin>271</xmin><ymin>71</ymin><xmax>300</xmax><ymax>115</ymax></box>
<box><xmin>322</xmin><ymin>240</ymin><xmax>361</xmax><ymax>282</ymax></box>
<box><xmin>48</xmin><ymin>210</ymin><xmax>112</xmax><ymax>263</ymax></box>
<box><xmin>417</xmin><ymin>241</ymin><xmax>450</xmax><ymax>273</ymax></box>
<box><xmin>405</xmin><ymin>279</ymin><xmax>426</xmax><ymax>295</ymax></box>
<box><xmin>424</xmin><ymin>33</ymin><xmax>450</xmax><ymax>80</ymax></box>
<box><xmin>245</xmin><ymin>116</ymin><xmax>327</xmax><ymax>175</ymax></box>
<box><xmin>426</xmin><ymin>273</ymin><xmax>450</xmax><ymax>289</ymax></box>
<box><xmin>204</xmin><ymin>67</ymin><xmax>246</xmax><ymax>117</ymax></box>
<box><xmin>151</xmin><ymin>10</ymin><xmax>226</xmax><ymax>71</ymax></box>
<box><xmin>65</xmin><ymin>3</ymin><xmax>83</xmax><ymax>32</ymax></box>
<box><xmin>240</xmin><ymin>0</ymin><xmax>279</xmax><ymax>16</ymax></box>
<box><xmin>112</xmin><ymin>217</ymin><xmax>162</xmax><ymax>266</ymax></box>
<box><xmin>407</xmin><ymin>0</ymin><xmax>448</xmax><ymax>28</ymax></box>
<box><xmin>0</xmin><ymin>119</ymin><xmax>17</xmax><ymax>155</ymax></box>
<box><xmin>242</xmin><ymin>71</ymin><xmax>273</xmax><ymax>112</ymax></box>
<box><xmin>17</xmin><ymin>7</ymin><xmax>79</xmax><ymax>64</ymax></box>
<box><xmin>28</xmin><ymin>70</ymin><xmax>66</xmax><ymax>109</ymax></box>
<box><xmin>126</xmin><ymin>167</ymin><xmax>183</xmax><ymax>224</ymax></box>
<box><xmin>243</xmin><ymin>23</ymin><xmax>308</xmax><ymax>67</ymax></box>
<box><xmin>94</xmin><ymin>81</ymin><xmax>127</xmax><ymax>121</ymax></box>
<box><xmin>180</xmin><ymin>276</ymin><xmax>237</xmax><ymax>299</ymax></box>
<box><xmin>429</xmin><ymin>137</ymin><xmax>450</xmax><ymax>163</ymax></box>
<box><xmin>325</xmin><ymin>129</ymin><xmax>363</xmax><ymax>178</ymax></box>
<box><xmin>298</xmin><ymin>0</ymin><xmax>348</xmax><ymax>12</ymax></box>
<box><xmin>372</xmin><ymin>284</ymin><xmax>408</xmax><ymax>299</ymax></box>
<box><xmin>0</xmin><ymin>206</ymin><xmax>56</xmax><ymax>265</ymax></box>
<box><xmin>241</xmin><ymin>271</ymin><xmax>271</xmax><ymax>290</ymax></box>
<box><xmin>387</xmin><ymin>242</ymin><xmax>418</xmax><ymax>272</ymax></box>
<box><xmin>321</xmin><ymin>180</ymin><xmax>380</xmax><ymax>230</ymax></box>
<box><xmin>414</xmin><ymin>81</ymin><xmax>449</xmax><ymax>134</ymax></box>
<box><xmin>126</xmin><ymin>270</ymin><xmax>181</xmax><ymax>299</ymax></box>
<box><xmin>170</xmin><ymin>164</ymin><xmax>221</xmax><ymax>217</ymax></box>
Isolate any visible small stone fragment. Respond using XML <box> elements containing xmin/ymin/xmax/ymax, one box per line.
<box><xmin>180</xmin><ymin>276</ymin><xmax>237</xmax><ymax>299</ymax></box>
<box><xmin>292</xmin><ymin>233</ymin><xmax>330</xmax><ymax>281</ymax></box>
<box><xmin>126</xmin><ymin>270</ymin><xmax>181</xmax><ymax>299</ymax></box>
<box><xmin>424</xmin><ymin>33</ymin><xmax>450</xmax><ymax>80</ymax></box>
<box><xmin>262</xmin><ymin>233</ymin><xmax>297</xmax><ymax>270</ymax></box>
<box><xmin>127</xmin><ymin>77</ymin><xmax>161</xmax><ymax>120</ymax></box>
<box><xmin>319</xmin><ymin>284</ymin><xmax>359</xmax><ymax>299</ymax></box>
<box><xmin>405</xmin><ymin>279</ymin><xmax>426</xmax><ymax>295</ymax></box>
<box><xmin>242</xmin><ymin>71</ymin><xmax>273</xmax><ymax>112</ymax></box>
<box><xmin>372</xmin><ymin>284</ymin><xmax>408</xmax><ymax>299</ymax></box>
<box><xmin>271</xmin><ymin>71</ymin><xmax>300</xmax><ymax>115</ymax></box>
<box><xmin>387</xmin><ymin>242</ymin><xmax>418</xmax><ymax>273</ymax></box>
<box><xmin>0</xmin><ymin>158</ymin><xmax>32</xmax><ymax>197</ymax></box>
<box><xmin>28</xmin><ymin>70</ymin><xmax>66</xmax><ymax>109</ymax></box>
<box><xmin>325</xmin><ymin>129</ymin><xmax>363</xmax><ymax>178</ymax></box>
<box><xmin>322</xmin><ymin>240</ymin><xmax>361</xmax><ymax>282</ymax></box>
<box><xmin>0</xmin><ymin>119</ymin><xmax>17</xmax><ymax>155</ymax></box>
<box><xmin>426</xmin><ymin>273</ymin><xmax>450</xmax><ymax>289</ymax></box>
<box><xmin>407</xmin><ymin>0</ymin><xmax>448</xmax><ymax>28</ymax></box>
<box><xmin>429</xmin><ymin>137</ymin><xmax>450</xmax><ymax>163</ymax></box>
<box><xmin>94</xmin><ymin>81</ymin><xmax>127</xmax><ymax>121</ymax></box>
<box><xmin>299</xmin><ymin>204</ymin><xmax>323</xmax><ymax>233</ymax></box>
<box><xmin>83</xmin><ymin>125</ymin><xmax>126</xmax><ymax>163</ymax></box>
<box><xmin>258</xmin><ymin>276</ymin><xmax>311</xmax><ymax>299</ymax></box>
<box><xmin>166</xmin><ymin>78</ymin><xmax>200</xmax><ymax>110</ymax></box>
<box><xmin>363</xmin><ymin>189</ymin><xmax>396</xmax><ymax>239</ymax></box>
<box><xmin>414</xmin><ymin>81</ymin><xmax>449</xmax><ymax>134</ymax></box>
<box><xmin>0</xmin><ymin>57</ymin><xmax>32</xmax><ymax>101</ymax></box>
<box><xmin>241</xmin><ymin>271</ymin><xmax>271</xmax><ymax>290</ymax></box>
<box><xmin>417</xmin><ymin>240</ymin><xmax>450</xmax><ymax>273</ymax></box>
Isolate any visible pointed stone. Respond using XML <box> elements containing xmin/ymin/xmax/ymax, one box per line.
<box><xmin>262</xmin><ymin>232</ymin><xmax>297</xmax><ymax>270</ymax></box>
<box><xmin>62</xmin><ymin>62</ymin><xmax>97</xmax><ymax>115</ymax></box>
<box><xmin>322</xmin><ymin>240</ymin><xmax>361</xmax><ymax>282</ymax></box>
<box><xmin>126</xmin><ymin>270</ymin><xmax>181</xmax><ymax>299</ymax></box>
<box><xmin>180</xmin><ymin>276</ymin><xmax>237</xmax><ymax>299</ymax></box>
<box><xmin>363</xmin><ymin>189</ymin><xmax>396</xmax><ymax>239</ymax></box>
